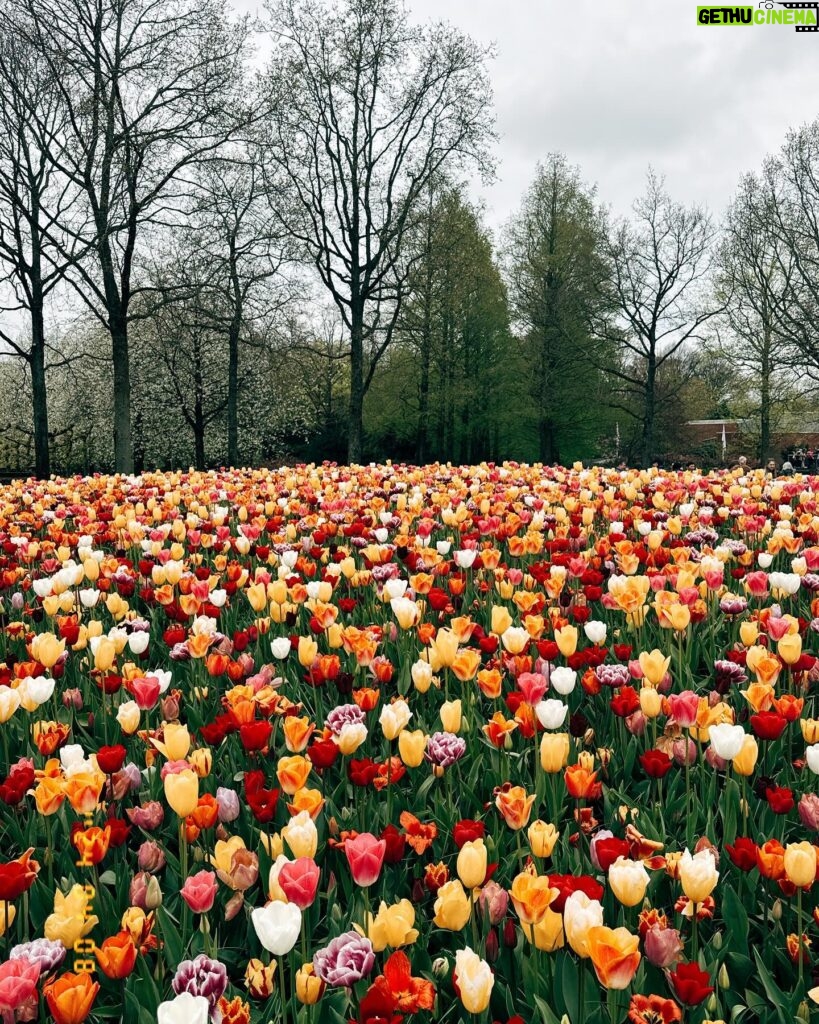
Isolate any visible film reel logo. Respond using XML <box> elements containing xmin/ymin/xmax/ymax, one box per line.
<box><xmin>764</xmin><ymin>1</ymin><xmax>819</xmax><ymax>31</ymax></box>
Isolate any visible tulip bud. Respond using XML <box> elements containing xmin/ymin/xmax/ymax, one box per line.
<box><xmin>432</xmin><ymin>957</ymin><xmax>448</xmax><ymax>978</ymax></box>
<box><xmin>62</xmin><ymin>689</ymin><xmax>83</xmax><ymax>710</ymax></box>
<box><xmin>772</xmin><ymin>899</ymin><xmax>783</xmax><ymax>921</ymax></box>
<box><xmin>145</xmin><ymin>875</ymin><xmax>163</xmax><ymax>909</ymax></box>
<box><xmin>485</xmin><ymin>927</ymin><xmax>499</xmax><ymax>962</ymax></box>
<box><xmin>225</xmin><ymin>892</ymin><xmax>244</xmax><ymax>921</ymax></box>
<box><xmin>129</xmin><ymin>872</ymin><xmax>150</xmax><ymax>908</ymax></box>
<box><xmin>138</xmin><ymin>841</ymin><xmax>166</xmax><ymax>872</ymax></box>
<box><xmin>718</xmin><ymin>964</ymin><xmax>730</xmax><ymax>990</ymax></box>
<box><xmin>503</xmin><ymin>918</ymin><xmax>517</xmax><ymax>948</ymax></box>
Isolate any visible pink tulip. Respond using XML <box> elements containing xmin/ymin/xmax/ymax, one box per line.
<box><xmin>344</xmin><ymin>833</ymin><xmax>386</xmax><ymax>887</ymax></box>
<box><xmin>667</xmin><ymin>691</ymin><xmax>699</xmax><ymax>728</ymax></box>
<box><xmin>128</xmin><ymin>675</ymin><xmax>161</xmax><ymax>710</ymax></box>
<box><xmin>517</xmin><ymin>673</ymin><xmax>548</xmax><ymax>706</ymax></box>
<box><xmin>180</xmin><ymin>870</ymin><xmax>218</xmax><ymax>914</ymax></box>
<box><xmin>278</xmin><ymin>857</ymin><xmax>321</xmax><ymax>910</ymax></box>
<box><xmin>0</xmin><ymin>958</ymin><xmax>40</xmax><ymax>1012</ymax></box>
<box><xmin>644</xmin><ymin>925</ymin><xmax>684</xmax><ymax>968</ymax></box>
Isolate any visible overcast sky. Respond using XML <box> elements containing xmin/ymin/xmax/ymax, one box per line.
<box><xmin>231</xmin><ymin>0</ymin><xmax>819</xmax><ymax>234</ymax></box>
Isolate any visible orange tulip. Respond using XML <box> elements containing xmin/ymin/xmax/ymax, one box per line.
<box><xmin>190</xmin><ymin>793</ymin><xmax>220</xmax><ymax>830</ymax></box>
<box><xmin>585</xmin><ymin>926</ymin><xmax>641</xmax><ymax>989</ymax></box>
<box><xmin>64</xmin><ymin>771</ymin><xmax>105</xmax><ymax>815</ymax></box>
<box><xmin>72</xmin><ymin>825</ymin><xmax>112</xmax><ymax>866</ymax></box>
<box><xmin>44</xmin><ymin>972</ymin><xmax>100</xmax><ymax>1024</ymax></box>
<box><xmin>276</xmin><ymin>755</ymin><xmax>312</xmax><ymax>795</ymax></box>
<box><xmin>495</xmin><ymin>786</ymin><xmax>536</xmax><ymax>830</ymax></box>
<box><xmin>509</xmin><ymin>871</ymin><xmax>558</xmax><ymax>924</ymax></box>
<box><xmin>451</xmin><ymin>648</ymin><xmax>482</xmax><ymax>682</ymax></box>
<box><xmin>95</xmin><ymin>932</ymin><xmax>137</xmax><ymax>979</ymax></box>
<box><xmin>33</xmin><ymin>775</ymin><xmax>66</xmax><ymax>815</ymax></box>
<box><xmin>287</xmin><ymin>787</ymin><xmax>325</xmax><ymax>820</ymax></box>
<box><xmin>283</xmin><ymin>716</ymin><xmax>315</xmax><ymax>753</ymax></box>
<box><xmin>565</xmin><ymin>764</ymin><xmax>602</xmax><ymax>800</ymax></box>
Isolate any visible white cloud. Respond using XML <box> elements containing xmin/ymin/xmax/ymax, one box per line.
<box><xmin>232</xmin><ymin>0</ymin><xmax>819</xmax><ymax>230</ymax></box>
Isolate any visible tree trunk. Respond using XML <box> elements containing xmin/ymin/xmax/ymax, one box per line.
<box><xmin>227</xmin><ymin>318</ymin><xmax>240</xmax><ymax>466</ymax></box>
<box><xmin>29</xmin><ymin>302</ymin><xmax>50</xmax><ymax>478</ymax></box>
<box><xmin>759</xmin><ymin>322</ymin><xmax>772</xmax><ymax>465</ymax></box>
<box><xmin>347</xmin><ymin>307</ymin><xmax>364</xmax><ymax>463</ymax></box>
<box><xmin>641</xmin><ymin>350</ymin><xmax>657</xmax><ymax>468</ymax></box>
<box><xmin>111</xmin><ymin>315</ymin><xmax>133</xmax><ymax>473</ymax></box>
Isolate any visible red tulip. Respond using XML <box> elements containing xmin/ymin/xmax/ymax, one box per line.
<box><xmin>668</xmin><ymin>962</ymin><xmax>714</xmax><ymax>1005</ymax></box>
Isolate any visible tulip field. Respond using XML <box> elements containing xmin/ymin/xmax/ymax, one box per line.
<box><xmin>3</xmin><ymin>462</ymin><xmax>819</xmax><ymax>1024</ymax></box>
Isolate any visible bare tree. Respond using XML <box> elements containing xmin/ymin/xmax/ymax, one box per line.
<box><xmin>263</xmin><ymin>0</ymin><xmax>495</xmax><ymax>462</ymax></box>
<box><xmin>718</xmin><ymin>172</ymin><xmax>798</xmax><ymax>463</ymax></box>
<box><xmin>6</xmin><ymin>0</ymin><xmax>252</xmax><ymax>472</ymax></box>
<box><xmin>184</xmin><ymin>156</ymin><xmax>298</xmax><ymax>466</ymax></box>
<box><xmin>763</xmin><ymin>120</ymin><xmax>819</xmax><ymax>386</ymax></box>
<box><xmin>596</xmin><ymin>171</ymin><xmax>723</xmax><ymax>467</ymax></box>
<box><xmin>0</xmin><ymin>30</ymin><xmax>80</xmax><ymax>476</ymax></box>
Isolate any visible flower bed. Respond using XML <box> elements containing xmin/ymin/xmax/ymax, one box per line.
<box><xmin>0</xmin><ymin>462</ymin><xmax>817</xmax><ymax>1023</ymax></box>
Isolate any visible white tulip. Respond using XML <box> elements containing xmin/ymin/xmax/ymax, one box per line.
<box><xmin>60</xmin><ymin>744</ymin><xmax>86</xmax><ymax>770</ymax></box>
<box><xmin>535</xmin><ymin>699</ymin><xmax>568</xmax><ymax>730</ymax></box>
<box><xmin>79</xmin><ymin>589</ymin><xmax>100</xmax><ymax>609</ymax></box>
<box><xmin>383</xmin><ymin>579</ymin><xmax>407</xmax><ymax>601</ymax></box>
<box><xmin>251</xmin><ymin>900</ymin><xmax>303</xmax><ymax>955</ymax></box>
<box><xmin>807</xmin><ymin>743</ymin><xmax>819</xmax><ymax>775</ymax></box>
<box><xmin>32</xmin><ymin>578</ymin><xmax>53</xmax><ymax>598</ymax></box>
<box><xmin>146</xmin><ymin>669</ymin><xmax>172</xmax><ymax>694</ymax></box>
<box><xmin>564</xmin><ymin>891</ymin><xmax>604</xmax><ymax>958</ymax></box>
<box><xmin>128</xmin><ymin>631</ymin><xmax>150</xmax><ymax>655</ymax></box>
<box><xmin>584</xmin><ymin>621</ymin><xmax>607</xmax><ymax>645</ymax></box>
<box><xmin>708</xmin><ymin>723</ymin><xmax>746</xmax><ymax>761</ymax></box>
<box><xmin>550</xmin><ymin>667</ymin><xmax>577</xmax><ymax>696</ymax></box>
<box><xmin>21</xmin><ymin>675</ymin><xmax>55</xmax><ymax>707</ymax></box>
<box><xmin>271</xmin><ymin>637</ymin><xmax>292</xmax><ymax>660</ymax></box>
<box><xmin>157</xmin><ymin>992</ymin><xmax>210</xmax><ymax>1024</ymax></box>
<box><xmin>454</xmin><ymin>549</ymin><xmax>477</xmax><ymax>569</ymax></box>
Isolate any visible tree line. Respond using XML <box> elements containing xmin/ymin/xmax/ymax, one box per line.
<box><xmin>0</xmin><ymin>0</ymin><xmax>817</xmax><ymax>475</ymax></box>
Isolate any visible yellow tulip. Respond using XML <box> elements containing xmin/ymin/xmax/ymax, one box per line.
<box><xmin>554</xmin><ymin>625</ymin><xmax>578</xmax><ymax>658</ymax></box>
<box><xmin>163</xmin><ymin>769</ymin><xmax>199</xmax><ymax>817</ymax></box>
<box><xmin>784</xmin><ymin>842</ymin><xmax>817</xmax><ymax>888</ymax></box>
<box><xmin>398</xmin><ymin>730</ymin><xmax>427</xmax><ymax>768</ymax></box>
<box><xmin>528</xmin><ymin>820</ymin><xmax>559</xmax><ymax>858</ymax></box>
<box><xmin>457</xmin><ymin>839</ymin><xmax>488</xmax><ymax>889</ymax></box>
<box><xmin>433</xmin><ymin>880</ymin><xmax>472</xmax><ymax>930</ymax></box>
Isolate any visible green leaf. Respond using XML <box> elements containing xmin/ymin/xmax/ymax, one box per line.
<box><xmin>534</xmin><ymin>994</ymin><xmax>562</xmax><ymax>1024</ymax></box>
<box><xmin>721</xmin><ymin>884</ymin><xmax>748</xmax><ymax>953</ymax></box>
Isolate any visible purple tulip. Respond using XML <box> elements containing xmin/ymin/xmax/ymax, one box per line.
<box><xmin>312</xmin><ymin>931</ymin><xmax>375</xmax><ymax>987</ymax></box>
<box><xmin>10</xmin><ymin>938</ymin><xmax>66</xmax><ymax>974</ymax></box>
<box><xmin>126</xmin><ymin>800</ymin><xmax>165</xmax><ymax>830</ymax></box>
<box><xmin>172</xmin><ymin>954</ymin><xmax>227</xmax><ymax>1012</ymax></box>
<box><xmin>216</xmin><ymin>787</ymin><xmax>241</xmax><ymax>823</ymax></box>
<box><xmin>425</xmin><ymin>732</ymin><xmax>467</xmax><ymax>768</ymax></box>
<box><xmin>595</xmin><ymin>664</ymin><xmax>630</xmax><ymax>689</ymax></box>
<box><xmin>326</xmin><ymin>704</ymin><xmax>366</xmax><ymax>735</ymax></box>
